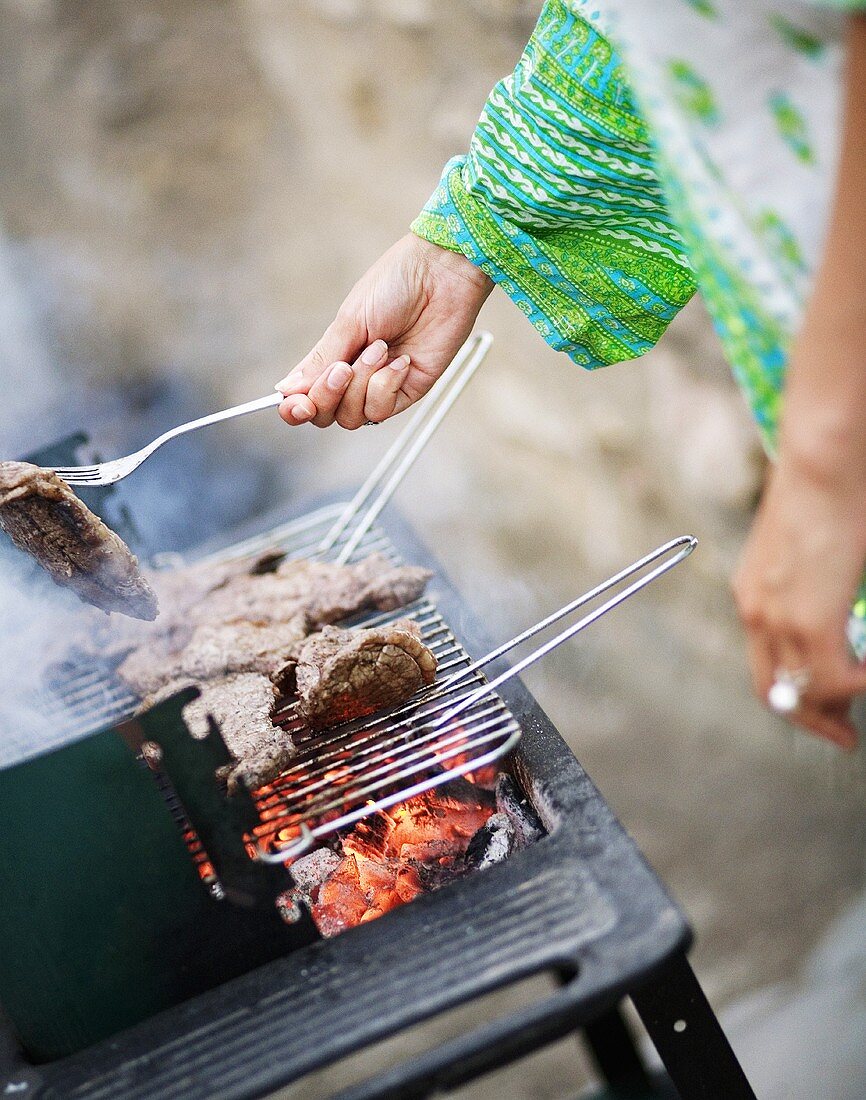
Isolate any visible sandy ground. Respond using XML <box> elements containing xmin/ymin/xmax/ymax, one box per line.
<box><xmin>0</xmin><ymin>1</ymin><xmax>863</xmax><ymax>1095</ymax></box>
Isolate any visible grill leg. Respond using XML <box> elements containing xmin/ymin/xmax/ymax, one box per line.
<box><xmin>582</xmin><ymin>1007</ymin><xmax>655</xmax><ymax>1096</ymax></box>
<box><xmin>630</xmin><ymin>953</ymin><xmax>756</xmax><ymax>1100</ymax></box>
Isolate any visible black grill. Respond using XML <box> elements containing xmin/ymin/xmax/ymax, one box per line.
<box><xmin>0</xmin><ymin>494</ymin><xmax>755</xmax><ymax>1100</ymax></box>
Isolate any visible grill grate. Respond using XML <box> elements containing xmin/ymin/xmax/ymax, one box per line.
<box><xmin>43</xmin><ymin>331</ymin><xmax>496</xmax><ymax>748</ymax></box>
<box><xmin>43</xmin><ymin>503</ymin><xmax>523</xmax><ymax>863</ymax></box>
<box><xmin>1</xmin><ymin>498</ymin><xmax>753</xmax><ymax>1100</ymax></box>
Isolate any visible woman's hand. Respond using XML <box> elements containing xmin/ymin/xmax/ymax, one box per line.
<box><xmin>733</xmin><ymin>454</ymin><xmax>866</xmax><ymax>749</ymax></box>
<box><xmin>275</xmin><ymin>234</ymin><xmax>493</xmax><ymax>429</ymax></box>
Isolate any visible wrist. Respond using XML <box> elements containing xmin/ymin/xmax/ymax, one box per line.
<box><xmin>778</xmin><ymin>417</ymin><xmax>866</xmax><ymax>495</ymax></box>
<box><xmin>409</xmin><ymin>232</ymin><xmax>493</xmax><ymax>297</ymax></box>
<box><xmin>777</xmin><ymin>320</ymin><xmax>866</xmax><ymax>489</ymax></box>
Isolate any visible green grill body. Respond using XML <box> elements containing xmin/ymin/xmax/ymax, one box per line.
<box><xmin>0</xmin><ymin>696</ymin><xmax>307</xmax><ymax>1062</ymax></box>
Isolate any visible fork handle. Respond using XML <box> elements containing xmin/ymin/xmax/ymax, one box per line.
<box><xmin>143</xmin><ymin>392</ymin><xmax>284</xmax><ymax>456</ymax></box>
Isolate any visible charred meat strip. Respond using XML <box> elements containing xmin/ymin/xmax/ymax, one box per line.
<box><xmin>114</xmin><ymin>554</ymin><xmax>430</xmax><ymax>699</ymax></box>
<box><xmin>273</xmin><ymin>618</ymin><xmax>437</xmax><ymax>729</ymax></box>
<box><xmin>0</xmin><ymin>461</ymin><xmax>158</xmax><ymax>620</ymax></box>
<box><xmin>142</xmin><ymin>671</ymin><xmax>290</xmax><ymax>794</ymax></box>
<box><xmin>180</xmin><ymin>673</ymin><xmax>292</xmax><ymax>794</ymax></box>
<box><xmin>117</xmin><ymin>613</ymin><xmax>311</xmax><ymax>697</ymax></box>
<box><xmin>103</xmin><ymin>552</ymin><xmax>433</xmax><ymax>789</ymax></box>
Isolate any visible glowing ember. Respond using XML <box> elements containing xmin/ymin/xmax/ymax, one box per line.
<box><xmin>185</xmin><ymin>747</ymin><xmax>541</xmax><ymax>937</ymax></box>
<box><xmin>274</xmin><ymin>778</ymin><xmax>504</xmax><ymax>937</ymax></box>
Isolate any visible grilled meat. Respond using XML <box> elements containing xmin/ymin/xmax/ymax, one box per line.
<box><xmin>194</xmin><ymin>555</ymin><xmax>431</xmax><ymax>628</ymax></box>
<box><xmin>114</xmin><ymin>554</ymin><xmax>430</xmax><ymax>697</ymax></box>
<box><xmin>117</xmin><ymin>613</ymin><xmax>310</xmax><ymax>697</ymax></box>
<box><xmin>178</xmin><ymin>673</ymin><xmax>293</xmax><ymax>793</ymax></box>
<box><xmin>65</xmin><ymin>552</ymin><xmax>285</xmax><ymax>669</ymax></box>
<box><xmin>0</xmin><ymin>461</ymin><xmax>157</xmax><ymax>620</ymax></box>
<box><xmin>104</xmin><ymin>552</ymin><xmax>433</xmax><ymax>789</ymax></box>
<box><xmin>272</xmin><ymin>619</ymin><xmax>437</xmax><ymax>729</ymax></box>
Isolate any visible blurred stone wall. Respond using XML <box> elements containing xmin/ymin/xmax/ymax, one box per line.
<box><xmin>0</xmin><ymin>0</ymin><xmax>536</xmax><ymax>392</ymax></box>
<box><xmin>1</xmin><ymin>3</ymin><xmax>864</xmax><ymax>1096</ymax></box>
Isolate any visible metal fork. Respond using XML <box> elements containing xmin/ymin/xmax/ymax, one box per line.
<box><xmin>49</xmin><ymin>393</ymin><xmax>284</xmax><ymax>487</ymax></box>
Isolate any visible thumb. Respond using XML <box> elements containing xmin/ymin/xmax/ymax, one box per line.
<box><xmin>275</xmin><ymin>311</ymin><xmax>367</xmax><ymax>396</ymax></box>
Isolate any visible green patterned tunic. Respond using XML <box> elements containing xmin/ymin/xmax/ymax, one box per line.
<box><xmin>411</xmin><ymin>0</ymin><xmax>866</xmax><ymax>650</ymax></box>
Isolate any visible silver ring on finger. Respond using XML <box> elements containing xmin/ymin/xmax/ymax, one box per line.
<box><xmin>362</xmin><ymin>420</ymin><xmax>380</xmax><ymax>426</ymax></box>
<box><xmin>767</xmin><ymin>667</ymin><xmax>810</xmax><ymax>715</ymax></box>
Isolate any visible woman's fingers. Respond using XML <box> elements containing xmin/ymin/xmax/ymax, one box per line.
<box><xmin>333</xmin><ymin>341</ymin><xmax>391</xmax><ymax>429</ymax></box>
<box><xmin>275</xmin><ymin>313</ymin><xmax>367</xmax><ymax>399</ymax></box>
<box><xmin>277</xmin><ymin>340</ymin><xmax>393</xmax><ymax>429</ymax></box>
<box><xmin>305</xmin><ymin>361</ymin><xmax>355</xmax><ymax>428</ymax></box>
<box><xmin>744</xmin><ymin>628</ymin><xmax>778</xmax><ymax>704</ymax></box>
<box><xmin>807</xmin><ymin>636</ymin><xmax>866</xmax><ymax>703</ymax></box>
<box><xmin>363</xmin><ymin>356</ymin><xmax>412</xmax><ymax>424</ymax></box>
<box><xmin>790</xmin><ymin>700</ymin><xmax>859</xmax><ymax>751</ymax></box>
<box><xmin>748</xmin><ymin>620</ymin><xmax>865</xmax><ymax>747</ymax></box>
<box><xmin>274</xmin><ymin>344</ymin><xmax>413</xmax><ymax>429</ymax></box>
<box><xmin>277</xmin><ymin>393</ymin><xmax>316</xmax><ymax>426</ymax></box>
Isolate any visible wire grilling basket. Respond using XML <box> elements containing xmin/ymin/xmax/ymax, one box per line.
<box><xmin>251</xmin><ymin>532</ymin><xmax>696</xmax><ymax>863</ymax></box>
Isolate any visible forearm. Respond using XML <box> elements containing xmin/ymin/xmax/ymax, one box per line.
<box><xmin>779</xmin><ymin>15</ymin><xmax>866</xmax><ymax>485</ymax></box>
<box><xmin>411</xmin><ymin>0</ymin><xmax>695</xmax><ymax>370</ymax></box>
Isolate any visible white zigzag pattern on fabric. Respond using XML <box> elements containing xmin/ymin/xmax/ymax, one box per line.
<box><xmin>469</xmin><ymin>136</ymin><xmax>664</xmax><ymax>214</ymax></box>
<box><xmin>497</xmin><ymin>83</ymin><xmax>657</xmax><ymax>175</ymax></box>
<box><xmin>458</xmin><ymin>167</ymin><xmax>687</xmax><ymax>264</ymax></box>
<box><xmin>486</xmin><ymin>92</ymin><xmax>660</xmax><ymax>186</ymax></box>
<box><xmin>467</xmin><ymin>139</ymin><xmax>678</xmax><ymax>226</ymax></box>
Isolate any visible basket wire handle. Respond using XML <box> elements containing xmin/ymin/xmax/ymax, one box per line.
<box><xmin>317</xmin><ymin>331</ymin><xmax>493</xmax><ymax>563</ymax></box>
<box><xmin>429</xmin><ymin>535</ymin><xmax>698</xmax><ymax>730</ymax></box>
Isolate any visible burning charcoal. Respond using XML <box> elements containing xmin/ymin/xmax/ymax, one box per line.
<box><xmin>465</xmin><ymin>813</ymin><xmax>516</xmax><ymax>870</ymax></box>
<box><xmin>311</xmin><ymin>855</ymin><xmax>370</xmax><ymax>938</ymax></box>
<box><xmin>290</xmin><ymin>848</ymin><xmax>342</xmax><ymax>894</ymax></box>
<box><xmin>495</xmin><ymin>774</ymin><xmax>544</xmax><ymax>849</ymax></box>
<box><xmin>437</xmin><ymin>774</ymin><xmax>496</xmax><ymax>809</ymax></box>
<box><xmin>398</xmin><ymin>839</ymin><xmax>462</xmax><ymax>864</ymax></box>
<box><xmin>463</xmin><ymin>763</ymin><xmax>500</xmax><ymax>790</ymax></box>
<box><xmin>312</xmin><ymin>887</ymin><xmax>370</xmax><ymax>937</ymax></box>
<box><xmin>394</xmin><ymin>864</ymin><xmax>423</xmax><ymax>903</ymax></box>
<box><xmin>276</xmin><ymin>890</ymin><xmax>304</xmax><ymax>924</ymax></box>
<box><xmin>389</xmin><ymin>789</ymin><xmax>493</xmax><ymax>854</ymax></box>
<box><xmin>341</xmin><ymin>812</ymin><xmax>395</xmax><ymax>861</ymax></box>
<box><xmin>276</xmin><ymin>849</ymin><xmax>342</xmax><ymax>926</ymax></box>
<box><xmin>355</xmin><ymin>855</ymin><xmax>395</xmax><ymax>894</ymax></box>
<box><xmin>355</xmin><ymin>857</ymin><xmax>404</xmax><ymax>915</ymax></box>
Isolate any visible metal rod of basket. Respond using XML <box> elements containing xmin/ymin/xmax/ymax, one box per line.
<box><xmin>428</xmin><ymin>534</ymin><xmax>698</xmax><ymax>723</ymax></box>
<box><xmin>317</xmin><ymin>330</ymin><xmax>493</xmax><ymax>563</ymax></box>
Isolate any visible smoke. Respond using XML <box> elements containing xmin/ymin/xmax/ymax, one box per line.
<box><xmin>0</xmin><ymin>544</ymin><xmax>89</xmax><ymax>767</ymax></box>
<box><xmin>0</xmin><ymin>227</ymin><xmax>297</xmax><ymax>767</ymax></box>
